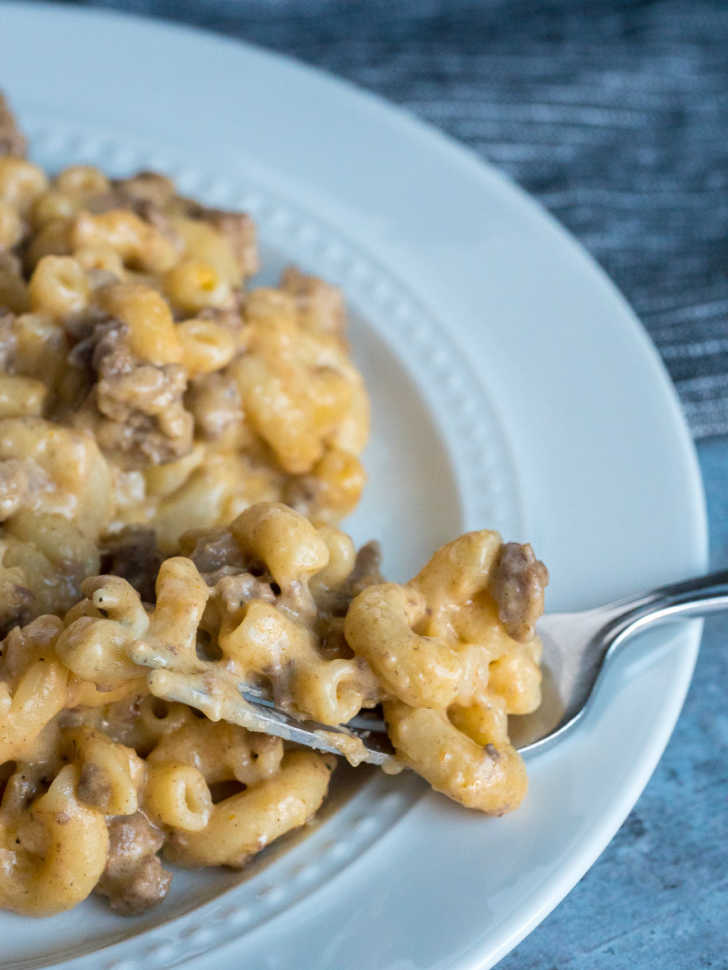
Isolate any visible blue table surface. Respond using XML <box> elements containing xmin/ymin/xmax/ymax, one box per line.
<box><xmin>501</xmin><ymin>436</ymin><xmax>728</xmax><ymax>970</ymax></box>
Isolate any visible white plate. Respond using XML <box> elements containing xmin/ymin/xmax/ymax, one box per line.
<box><xmin>0</xmin><ymin>5</ymin><xmax>707</xmax><ymax>969</ymax></box>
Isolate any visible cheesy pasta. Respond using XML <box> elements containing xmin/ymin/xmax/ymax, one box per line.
<box><xmin>0</xmin><ymin>93</ymin><xmax>549</xmax><ymax>919</ymax></box>
<box><xmin>0</xmin><ymin>95</ymin><xmax>369</xmax><ymax>628</ymax></box>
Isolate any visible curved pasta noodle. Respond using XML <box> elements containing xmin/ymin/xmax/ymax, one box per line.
<box><xmin>145</xmin><ymin>762</ymin><xmax>212</xmax><ymax>832</ymax></box>
<box><xmin>384</xmin><ymin>701</ymin><xmax>528</xmax><ymax>815</ymax></box>
<box><xmin>28</xmin><ymin>255</ymin><xmax>89</xmax><ymax>318</ymax></box>
<box><xmin>345</xmin><ymin>584</ymin><xmax>463</xmax><ymax>710</ymax></box>
<box><xmin>0</xmin><ymin>765</ymin><xmax>109</xmax><ymax>916</ymax></box>
<box><xmin>0</xmin><ymin>658</ymin><xmax>68</xmax><ymax>763</ymax></box>
<box><xmin>166</xmin><ymin>750</ymin><xmax>334</xmax><ymax>868</ymax></box>
<box><xmin>71</xmin><ymin>209</ymin><xmax>178</xmax><ymax>274</ymax></box>
<box><xmin>345</xmin><ymin>531</ymin><xmax>547</xmax><ymax>813</ymax></box>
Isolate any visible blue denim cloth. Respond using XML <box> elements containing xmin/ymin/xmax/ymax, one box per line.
<box><xmin>47</xmin><ymin>0</ymin><xmax>728</xmax><ymax>439</ymax></box>
<box><xmin>28</xmin><ymin>1</ymin><xmax>728</xmax><ymax>965</ymax></box>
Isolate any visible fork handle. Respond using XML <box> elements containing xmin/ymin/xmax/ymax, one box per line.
<box><xmin>600</xmin><ymin>567</ymin><xmax>728</xmax><ymax>651</ymax></box>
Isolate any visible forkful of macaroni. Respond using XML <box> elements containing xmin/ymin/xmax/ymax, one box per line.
<box><xmin>52</xmin><ymin>501</ymin><xmax>547</xmax><ymax>816</ymax></box>
<box><xmin>86</xmin><ymin>502</ymin><xmax>728</xmax><ymax>786</ymax></box>
<box><xmin>0</xmin><ymin>498</ymin><xmax>549</xmax><ymax>917</ymax></box>
<box><xmin>222</xmin><ymin>553</ymin><xmax>728</xmax><ymax>767</ymax></box>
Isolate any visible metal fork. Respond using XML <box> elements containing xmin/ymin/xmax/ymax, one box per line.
<box><xmin>237</xmin><ymin>570</ymin><xmax>728</xmax><ymax>766</ymax></box>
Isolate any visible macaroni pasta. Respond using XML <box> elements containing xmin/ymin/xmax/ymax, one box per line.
<box><xmin>0</xmin><ymin>93</ymin><xmax>549</xmax><ymax>919</ymax></box>
<box><xmin>0</xmin><ymin>499</ymin><xmax>547</xmax><ymax>915</ymax></box>
<box><xmin>0</xmin><ymin>99</ymin><xmax>369</xmax><ymax>625</ymax></box>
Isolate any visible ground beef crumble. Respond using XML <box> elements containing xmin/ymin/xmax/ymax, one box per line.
<box><xmin>280</xmin><ymin>265</ymin><xmax>346</xmax><ymax>338</ymax></box>
<box><xmin>187</xmin><ymin>371</ymin><xmax>243</xmax><ymax>440</ymax></box>
<box><xmin>96</xmin><ymin>812</ymin><xmax>171</xmax><ymax>915</ymax></box>
<box><xmin>100</xmin><ymin>526</ymin><xmax>162</xmax><ymax>604</ymax></box>
<box><xmin>75</xmin><ymin>316</ymin><xmax>194</xmax><ymax>467</ymax></box>
<box><xmin>489</xmin><ymin>542</ymin><xmax>549</xmax><ymax>642</ymax></box>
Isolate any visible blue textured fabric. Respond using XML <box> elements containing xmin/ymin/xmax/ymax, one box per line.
<box><xmin>45</xmin><ymin>0</ymin><xmax>728</xmax><ymax>439</ymax></box>
<box><xmin>20</xmin><ymin>2</ymin><xmax>728</xmax><ymax>966</ymax></box>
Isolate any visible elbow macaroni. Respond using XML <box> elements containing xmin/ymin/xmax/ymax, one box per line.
<box><xmin>1</xmin><ymin>143</ymin><xmax>370</xmax><ymax>559</ymax></box>
<box><xmin>0</xmin><ymin>498</ymin><xmax>546</xmax><ymax>915</ymax></box>
<box><xmin>2</xmin><ymin>175</ymin><xmax>368</xmax><ymax>616</ymax></box>
<box><xmin>0</xmin><ymin>764</ymin><xmax>109</xmax><ymax>916</ymax></box>
<box><xmin>347</xmin><ymin>531</ymin><xmax>543</xmax><ymax>813</ymax></box>
<box><xmin>0</xmin><ymin>95</ymin><xmax>549</xmax><ymax>921</ymax></box>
